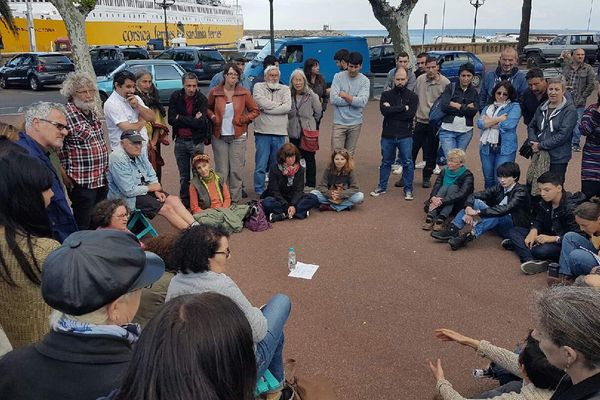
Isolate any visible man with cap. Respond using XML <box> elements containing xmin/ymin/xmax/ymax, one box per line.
<box><xmin>107</xmin><ymin>130</ymin><xmax>198</xmax><ymax>230</ymax></box>
<box><xmin>0</xmin><ymin>230</ymin><xmax>165</xmax><ymax>400</ymax></box>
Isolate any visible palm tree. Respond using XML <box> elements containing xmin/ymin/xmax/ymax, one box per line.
<box><xmin>0</xmin><ymin>0</ymin><xmax>17</xmax><ymax>35</ymax></box>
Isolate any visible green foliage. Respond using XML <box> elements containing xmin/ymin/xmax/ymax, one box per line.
<box><xmin>0</xmin><ymin>0</ymin><xmax>18</xmax><ymax>34</ymax></box>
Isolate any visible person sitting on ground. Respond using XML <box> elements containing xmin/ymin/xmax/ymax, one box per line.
<box><xmin>0</xmin><ymin>155</ymin><xmax>60</xmax><ymax>349</ymax></box>
<box><xmin>504</xmin><ymin>172</ymin><xmax>582</xmax><ymax>276</ymax></box>
<box><xmin>430</xmin><ymin>328</ymin><xmax>563</xmax><ymax>400</ymax></box>
<box><xmin>551</xmin><ymin>197</ymin><xmax>600</xmax><ymax>284</ymax></box>
<box><xmin>310</xmin><ymin>148</ymin><xmax>364</xmax><ymax>212</ymax></box>
<box><xmin>423</xmin><ymin>149</ymin><xmax>474</xmax><ymax>232</ymax></box>
<box><xmin>0</xmin><ymin>229</ymin><xmax>165</xmax><ymax>400</ymax></box>
<box><xmin>260</xmin><ymin>143</ymin><xmax>317</xmax><ymax>223</ymax></box>
<box><xmin>189</xmin><ymin>152</ymin><xmax>249</xmax><ymax>233</ymax></box>
<box><xmin>108</xmin><ymin>130</ymin><xmax>197</xmax><ymax>231</ymax></box>
<box><xmin>99</xmin><ymin>293</ymin><xmax>257</xmax><ymax>400</ymax></box>
<box><xmin>574</xmin><ymin>272</ymin><xmax>600</xmax><ymax>288</ymax></box>
<box><xmin>432</xmin><ymin>162</ymin><xmax>530</xmax><ymax>251</ymax></box>
<box><xmin>532</xmin><ymin>286</ymin><xmax>600</xmax><ymax>400</ymax></box>
<box><xmin>166</xmin><ymin>225</ymin><xmax>291</xmax><ymax>400</ymax></box>
<box><xmin>90</xmin><ymin>198</ymin><xmax>132</xmax><ymax>231</ymax></box>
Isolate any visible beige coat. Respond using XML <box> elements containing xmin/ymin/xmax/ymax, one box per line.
<box><xmin>252</xmin><ymin>82</ymin><xmax>292</xmax><ymax>135</ymax></box>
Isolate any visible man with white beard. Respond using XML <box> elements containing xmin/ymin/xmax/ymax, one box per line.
<box><xmin>58</xmin><ymin>72</ymin><xmax>110</xmax><ymax>230</ymax></box>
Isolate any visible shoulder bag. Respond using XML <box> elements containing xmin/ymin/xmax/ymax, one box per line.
<box><xmin>294</xmin><ymin>95</ymin><xmax>319</xmax><ymax>152</ymax></box>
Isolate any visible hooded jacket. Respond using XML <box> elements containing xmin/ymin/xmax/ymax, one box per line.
<box><xmin>479</xmin><ymin>66</ymin><xmax>528</xmax><ymax>110</ymax></box>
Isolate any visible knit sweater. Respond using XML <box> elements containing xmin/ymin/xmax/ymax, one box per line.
<box><xmin>0</xmin><ymin>233</ymin><xmax>60</xmax><ymax>348</ymax></box>
<box><xmin>414</xmin><ymin>73</ymin><xmax>451</xmax><ymax>123</ymax></box>
<box><xmin>166</xmin><ymin>270</ymin><xmax>267</xmax><ymax>343</ymax></box>
<box><xmin>436</xmin><ymin>340</ymin><xmax>555</xmax><ymax>400</ymax></box>
<box><xmin>252</xmin><ymin>82</ymin><xmax>291</xmax><ymax>135</ymax></box>
<box><xmin>330</xmin><ymin>71</ymin><xmax>370</xmax><ymax>125</ymax></box>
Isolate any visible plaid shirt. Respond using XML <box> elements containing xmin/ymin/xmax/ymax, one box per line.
<box><xmin>59</xmin><ymin>102</ymin><xmax>109</xmax><ymax>189</ymax></box>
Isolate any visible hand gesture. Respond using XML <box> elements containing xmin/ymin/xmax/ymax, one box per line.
<box><xmin>434</xmin><ymin>328</ymin><xmax>480</xmax><ymax>349</ymax></box>
<box><xmin>195</xmin><ymin>111</ymin><xmax>203</xmax><ymax>119</ymax></box>
<box><xmin>465</xmin><ymin>206</ymin><xmax>478</xmax><ymax>216</ymax></box>
<box><xmin>428</xmin><ymin>359</ymin><xmax>445</xmax><ymax>381</ymax></box>
<box><xmin>383</xmin><ymin>102</ymin><xmax>391</xmax><ymax>107</ymax></box>
<box><xmin>463</xmin><ymin>214</ymin><xmax>474</xmax><ymax>225</ymax></box>
<box><xmin>524</xmin><ymin>231</ymin><xmax>537</xmax><ymax>248</ymax></box>
<box><xmin>449</xmin><ymin>101</ymin><xmax>462</xmax><ymax>110</ymax></box>
<box><xmin>126</xmin><ymin>94</ymin><xmax>139</xmax><ymax>108</ymax></box>
<box><xmin>154</xmin><ymin>191</ymin><xmax>167</xmax><ymax>202</ymax></box>
<box><xmin>287</xmin><ymin>206</ymin><xmax>296</xmax><ymax>219</ymax></box>
<box><xmin>466</xmin><ymin>102</ymin><xmax>476</xmax><ymax>109</ymax></box>
<box><xmin>536</xmin><ymin>234</ymin><xmax>556</xmax><ymax>244</ymax></box>
<box><xmin>531</xmin><ymin>142</ymin><xmax>540</xmax><ymax>153</ymax></box>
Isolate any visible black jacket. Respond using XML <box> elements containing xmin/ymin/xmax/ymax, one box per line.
<box><xmin>466</xmin><ymin>183</ymin><xmax>531</xmax><ymax>228</ymax></box>
<box><xmin>550</xmin><ymin>372</ymin><xmax>600</xmax><ymax>400</ymax></box>
<box><xmin>0</xmin><ymin>330</ymin><xmax>132</xmax><ymax>400</ymax></box>
<box><xmin>532</xmin><ymin>191</ymin><xmax>584</xmax><ymax>238</ymax></box>
<box><xmin>440</xmin><ymin>83</ymin><xmax>479</xmax><ymax>127</ymax></box>
<box><xmin>261</xmin><ymin>165</ymin><xmax>305</xmax><ymax>206</ymax></box>
<box><xmin>520</xmin><ymin>89</ymin><xmax>548</xmax><ymax>126</ymax></box>
<box><xmin>167</xmin><ymin>89</ymin><xmax>211</xmax><ymax>144</ymax></box>
<box><xmin>426</xmin><ymin>168</ymin><xmax>475</xmax><ymax>211</ymax></box>
<box><xmin>379</xmin><ymin>85</ymin><xmax>418</xmax><ymax>139</ymax></box>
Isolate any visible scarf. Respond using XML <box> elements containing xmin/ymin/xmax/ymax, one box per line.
<box><xmin>443</xmin><ymin>165</ymin><xmax>467</xmax><ymax>186</ymax></box>
<box><xmin>52</xmin><ymin>314</ymin><xmax>141</xmax><ymax>345</ymax></box>
<box><xmin>200</xmin><ymin>169</ymin><xmax>224</xmax><ymax>204</ymax></box>
<box><xmin>480</xmin><ymin>101</ymin><xmax>510</xmax><ymax>145</ymax></box>
<box><xmin>278</xmin><ymin>162</ymin><xmax>300</xmax><ymax>177</ymax></box>
<box><xmin>136</xmin><ymin>89</ymin><xmax>165</xmax><ymax>117</ymax></box>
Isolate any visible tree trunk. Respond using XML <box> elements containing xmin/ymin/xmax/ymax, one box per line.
<box><xmin>368</xmin><ymin>0</ymin><xmax>419</xmax><ymax>64</ymax></box>
<box><xmin>517</xmin><ymin>0</ymin><xmax>532</xmax><ymax>55</ymax></box>
<box><xmin>0</xmin><ymin>0</ymin><xmax>18</xmax><ymax>34</ymax></box>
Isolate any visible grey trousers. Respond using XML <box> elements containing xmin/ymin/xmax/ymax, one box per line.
<box><xmin>428</xmin><ymin>184</ymin><xmax>459</xmax><ymax>219</ymax></box>
<box><xmin>332</xmin><ymin>123</ymin><xmax>362</xmax><ymax>156</ymax></box>
<box><xmin>212</xmin><ymin>134</ymin><xmax>247</xmax><ymax>203</ymax></box>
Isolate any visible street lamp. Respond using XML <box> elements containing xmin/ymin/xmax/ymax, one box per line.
<box><xmin>154</xmin><ymin>0</ymin><xmax>175</xmax><ymax>48</ymax></box>
<box><xmin>469</xmin><ymin>0</ymin><xmax>485</xmax><ymax>44</ymax></box>
<box><xmin>269</xmin><ymin>0</ymin><xmax>275</xmax><ymax>56</ymax></box>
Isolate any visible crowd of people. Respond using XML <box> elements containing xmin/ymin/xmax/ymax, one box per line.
<box><xmin>0</xmin><ymin>43</ymin><xmax>600</xmax><ymax>400</ymax></box>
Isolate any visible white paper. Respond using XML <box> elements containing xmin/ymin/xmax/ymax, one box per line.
<box><xmin>288</xmin><ymin>261</ymin><xmax>319</xmax><ymax>279</ymax></box>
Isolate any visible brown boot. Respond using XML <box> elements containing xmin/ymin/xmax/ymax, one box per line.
<box><xmin>422</xmin><ymin>217</ymin><xmax>434</xmax><ymax>230</ymax></box>
<box><xmin>432</xmin><ymin>218</ymin><xmax>446</xmax><ymax>231</ymax></box>
<box><xmin>546</xmin><ymin>274</ymin><xmax>574</xmax><ymax>287</ymax></box>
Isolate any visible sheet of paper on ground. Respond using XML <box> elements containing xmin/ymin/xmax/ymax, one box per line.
<box><xmin>288</xmin><ymin>262</ymin><xmax>319</xmax><ymax>279</ymax></box>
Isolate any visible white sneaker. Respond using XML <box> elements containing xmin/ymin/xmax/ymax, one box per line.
<box><xmin>300</xmin><ymin>158</ymin><xmax>306</xmax><ymax>168</ymax></box>
<box><xmin>415</xmin><ymin>161</ymin><xmax>426</xmax><ymax>169</ymax></box>
<box><xmin>392</xmin><ymin>165</ymin><xmax>403</xmax><ymax>175</ymax></box>
<box><xmin>433</xmin><ymin>165</ymin><xmax>442</xmax><ymax>175</ymax></box>
<box><xmin>370</xmin><ymin>188</ymin><xmax>386</xmax><ymax>197</ymax></box>
<box><xmin>404</xmin><ymin>191</ymin><xmax>414</xmax><ymax>201</ymax></box>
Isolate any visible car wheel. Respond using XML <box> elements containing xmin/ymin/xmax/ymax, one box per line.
<box><xmin>526</xmin><ymin>52</ymin><xmax>544</xmax><ymax>67</ymax></box>
<box><xmin>472</xmin><ymin>74</ymin><xmax>481</xmax><ymax>87</ymax></box>
<box><xmin>0</xmin><ymin>75</ymin><xmax>7</xmax><ymax>89</ymax></box>
<box><xmin>99</xmin><ymin>91</ymin><xmax>108</xmax><ymax>104</ymax></box>
<box><xmin>29</xmin><ymin>75</ymin><xmax>42</xmax><ymax>91</ymax></box>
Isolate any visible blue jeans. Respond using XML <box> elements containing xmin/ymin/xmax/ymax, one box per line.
<box><xmin>256</xmin><ymin>294</ymin><xmax>291</xmax><ymax>384</ymax></box>
<box><xmin>261</xmin><ymin>194</ymin><xmax>317</xmax><ymax>219</ymax></box>
<box><xmin>378</xmin><ymin>136</ymin><xmax>414</xmax><ymax>192</ymax></box>
<box><xmin>438</xmin><ymin>128</ymin><xmax>473</xmax><ymax>158</ymax></box>
<box><xmin>572</xmin><ymin>106</ymin><xmax>585</xmax><ymax>146</ymax></box>
<box><xmin>452</xmin><ymin>199</ymin><xmax>513</xmax><ymax>238</ymax></box>
<box><xmin>174</xmin><ymin>138</ymin><xmax>204</xmax><ymax>207</ymax></box>
<box><xmin>505</xmin><ymin>226</ymin><xmax>562</xmax><ymax>263</ymax></box>
<box><xmin>254</xmin><ymin>133</ymin><xmax>287</xmax><ymax>195</ymax></box>
<box><xmin>479</xmin><ymin>144</ymin><xmax>516</xmax><ymax>189</ymax></box>
<box><xmin>558</xmin><ymin>231</ymin><xmax>599</xmax><ymax>277</ymax></box>
<box><xmin>310</xmin><ymin>190</ymin><xmax>364</xmax><ymax>211</ymax></box>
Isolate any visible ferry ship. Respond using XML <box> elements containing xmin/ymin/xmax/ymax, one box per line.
<box><xmin>1</xmin><ymin>0</ymin><xmax>244</xmax><ymax>53</ymax></box>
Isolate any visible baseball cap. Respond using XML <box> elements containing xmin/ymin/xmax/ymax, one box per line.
<box><xmin>120</xmin><ymin>130</ymin><xmax>145</xmax><ymax>143</ymax></box>
<box><xmin>42</xmin><ymin>230</ymin><xmax>165</xmax><ymax>316</ymax></box>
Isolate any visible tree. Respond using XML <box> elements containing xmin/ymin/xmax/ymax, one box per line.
<box><xmin>368</xmin><ymin>0</ymin><xmax>419</xmax><ymax>63</ymax></box>
<box><xmin>0</xmin><ymin>0</ymin><xmax>18</xmax><ymax>35</ymax></box>
<box><xmin>517</xmin><ymin>0</ymin><xmax>532</xmax><ymax>55</ymax></box>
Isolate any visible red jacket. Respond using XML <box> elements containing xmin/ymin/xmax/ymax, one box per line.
<box><xmin>207</xmin><ymin>84</ymin><xmax>260</xmax><ymax>138</ymax></box>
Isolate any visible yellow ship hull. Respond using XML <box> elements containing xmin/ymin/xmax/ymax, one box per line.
<box><xmin>1</xmin><ymin>18</ymin><xmax>243</xmax><ymax>52</ymax></box>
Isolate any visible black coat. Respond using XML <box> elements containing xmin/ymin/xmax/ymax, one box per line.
<box><xmin>0</xmin><ymin>330</ymin><xmax>132</xmax><ymax>400</ymax></box>
<box><xmin>439</xmin><ymin>83</ymin><xmax>479</xmax><ymax>127</ymax></box>
<box><xmin>466</xmin><ymin>183</ymin><xmax>531</xmax><ymax>228</ymax></box>
<box><xmin>379</xmin><ymin>85</ymin><xmax>418</xmax><ymax>139</ymax></box>
<box><xmin>425</xmin><ymin>168</ymin><xmax>475</xmax><ymax>211</ymax></box>
<box><xmin>167</xmin><ymin>89</ymin><xmax>211</xmax><ymax>144</ymax></box>
<box><xmin>261</xmin><ymin>165</ymin><xmax>305</xmax><ymax>206</ymax></box>
<box><xmin>532</xmin><ymin>191</ymin><xmax>584</xmax><ymax>238</ymax></box>
<box><xmin>550</xmin><ymin>372</ymin><xmax>600</xmax><ymax>400</ymax></box>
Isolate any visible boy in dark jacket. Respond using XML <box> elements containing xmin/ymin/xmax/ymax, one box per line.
<box><xmin>371</xmin><ymin>66</ymin><xmax>418</xmax><ymax>200</ymax></box>
<box><xmin>432</xmin><ymin>162</ymin><xmax>530</xmax><ymax>250</ymax></box>
<box><xmin>505</xmin><ymin>171</ymin><xmax>583</xmax><ymax>275</ymax></box>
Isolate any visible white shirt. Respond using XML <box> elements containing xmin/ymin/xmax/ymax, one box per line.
<box><xmin>103</xmin><ymin>91</ymin><xmax>150</xmax><ymax>150</ymax></box>
<box><xmin>221</xmin><ymin>102</ymin><xmax>235</xmax><ymax>136</ymax></box>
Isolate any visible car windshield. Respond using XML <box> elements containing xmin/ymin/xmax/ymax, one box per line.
<box><xmin>39</xmin><ymin>55</ymin><xmax>71</xmax><ymax>64</ymax></box>
<box><xmin>201</xmin><ymin>50</ymin><xmax>224</xmax><ymax>61</ymax></box>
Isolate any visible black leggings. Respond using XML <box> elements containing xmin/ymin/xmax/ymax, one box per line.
<box><xmin>290</xmin><ymin>138</ymin><xmax>316</xmax><ymax>187</ymax></box>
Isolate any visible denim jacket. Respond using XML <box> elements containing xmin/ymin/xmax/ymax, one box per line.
<box><xmin>108</xmin><ymin>146</ymin><xmax>158</xmax><ymax>210</ymax></box>
<box><xmin>477</xmin><ymin>101</ymin><xmax>522</xmax><ymax>156</ymax></box>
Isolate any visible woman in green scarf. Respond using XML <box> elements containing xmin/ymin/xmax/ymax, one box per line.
<box><xmin>423</xmin><ymin>149</ymin><xmax>475</xmax><ymax>231</ymax></box>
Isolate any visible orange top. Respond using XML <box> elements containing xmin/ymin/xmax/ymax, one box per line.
<box><xmin>189</xmin><ymin>180</ymin><xmax>231</xmax><ymax>214</ymax></box>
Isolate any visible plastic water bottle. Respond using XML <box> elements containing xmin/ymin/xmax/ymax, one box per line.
<box><xmin>287</xmin><ymin>247</ymin><xmax>297</xmax><ymax>272</ymax></box>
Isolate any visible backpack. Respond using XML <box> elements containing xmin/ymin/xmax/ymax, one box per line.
<box><xmin>244</xmin><ymin>200</ymin><xmax>272</xmax><ymax>232</ymax></box>
<box><xmin>429</xmin><ymin>82</ymin><xmax>456</xmax><ymax>130</ymax></box>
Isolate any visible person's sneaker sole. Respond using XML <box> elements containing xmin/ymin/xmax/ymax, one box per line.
<box><xmin>370</xmin><ymin>189</ymin><xmax>386</xmax><ymax>197</ymax></box>
<box><xmin>404</xmin><ymin>192</ymin><xmax>414</xmax><ymax>201</ymax></box>
<box><xmin>520</xmin><ymin>260</ymin><xmax>550</xmax><ymax>275</ymax></box>
<box><xmin>501</xmin><ymin>238</ymin><xmax>514</xmax><ymax>250</ymax></box>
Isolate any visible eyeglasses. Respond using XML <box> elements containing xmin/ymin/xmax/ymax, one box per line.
<box><xmin>215</xmin><ymin>248</ymin><xmax>231</xmax><ymax>258</ymax></box>
<box><xmin>226</xmin><ymin>73</ymin><xmax>239</xmax><ymax>78</ymax></box>
<box><xmin>496</xmin><ymin>91</ymin><xmax>509</xmax><ymax>97</ymax></box>
<box><xmin>113</xmin><ymin>211</ymin><xmax>130</xmax><ymax>219</ymax></box>
<box><xmin>39</xmin><ymin>118</ymin><xmax>68</xmax><ymax>131</ymax></box>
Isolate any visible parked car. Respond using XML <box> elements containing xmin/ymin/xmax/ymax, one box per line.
<box><xmin>120</xmin><ymin>46</ymin><xmax>150</xmax><ymax>61</ymax></box>
<box><xmin>155</xmin><ymin>47</ymin><xmax>225</xmax><ymax>80</ymax></box>
<box><xmin>0</xmin><ymin>52</ymin><xmax>74</xmax><ymax>91</ymax></box>
<box><xmin>244</xmin><ymin>36</ymin><xmax>370</xmax><ymax>86</ymax></box>
<box><xmin>90</xmin><ymin>46</ymin><xmax>125</xmax><ymax>76</ymax></box>
<box><xmin>521</xmin><ymin>32</ymin><xmax>599</xmax><ymax>65</ymax></box>
<box><xmin>369</xmin><ymin>44</ymin><xmax>396</xmax><ymax>73</ymax></box>
<box><xmin>429</xmin><ymin>51</ymin><xmax>485</xmax><ymax>87</ymax></box>
<box><xmin>96</xmin><ymin>59</ymin><xmax>185</xmax><ymax>104</ymax></box>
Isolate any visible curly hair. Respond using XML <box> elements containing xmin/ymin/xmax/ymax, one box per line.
<box><xmin>170</xmin><ymin>225</ymin><xmax>229</xmax><ymax>274</ymax></box>
<box><xmin>90</xmin><ymin>198</ymin><xmax>129</xmax><ymax>229</ymax></box>
<box><xmin>144</xmin><ymin>234</ymin><xmax>178</xmax><ymax>273</ymax></box>
<box><xmin>59</xmin><ymin>72</ymin><xmax>98</xmax><ymax>101</ymax></box>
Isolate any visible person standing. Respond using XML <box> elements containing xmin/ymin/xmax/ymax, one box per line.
<box><xmin>16</xmin><ymin>102</ymin><xmax>78</xmax><ymax>243</ymax></box>
<box><xmin>479</xmin><ymin>47</ymin><xmax>527</xmax><ymax>109</ymax></box>
<box><xmin>167</xmin><ymin>72</ymin><xmax>210</xmax><ymax>208</ymax></box>
<box><xmin>330</xmin><ymin>51</ymin><xmax>370</xmax><ymax>156</ymax></box>
<box><xmin>371</xmin><ymin>67</ymin><xmax>418</xmax><ymax>200</ymax></box>
<box><xmin>563</xmin><ymin>48</ymin><xmax>597</xmax><ymax>152</ymax></box>
<box><xmin>252</xmin><ymin>65</ymin><xmax>291</xmax><ymax>196</ymax></box>
<box><xmin>209</xmin><ymin>56</ymin><xmax>251</xmax><ymax>90</ymax></box>
<box><xmin>579</xmin><ymin>93</ymin><xmax>600</xmax><ymax>199</ymax></box>
<box><xmin>333</xmin><ymin>49</ymin><xmax>349</xmax><ymax>71</ymax></box>
<box><xmin>414</xmin><ymin>52</ymin><xmax>428</xmax><ymax>78</ymax></box>
<box><xmin>58</xmin><ymin>72</ymin><xmax>109</xmax><ymax>230</ymax></box>
<box><xmin>384</xmin><ymin>51</ymin><xmax>417</xmax><ymax>92</ymax></box>
<box><xmin>304</xmin><ymin>58</ymin><xmax>328</xmax><ymax>129</ymax></box>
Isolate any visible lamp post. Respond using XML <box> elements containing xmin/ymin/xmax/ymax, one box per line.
<box><xmin>469</xmin><ymin>0</ymin><xmax>485</xmax><ymax>44</ymax></box>
<box><xmin>154</xmin><ymin>0</ymin><xmax>175</xmax><ymax>48</ymax></box>
<box><xmin>269</xmin><ymin>0</ymin><xmax>275</xmax><ymax>56</ymax></box>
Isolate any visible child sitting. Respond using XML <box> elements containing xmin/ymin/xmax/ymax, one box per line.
<box><xmin>432</xmin><ymin>162</ymin><xmax>530</xmax><ymax>250</ymax></box>
<box><xmin>310</xmin><ymin>149</ymin><xmax>364</xmax><ymax>212</ymax></box>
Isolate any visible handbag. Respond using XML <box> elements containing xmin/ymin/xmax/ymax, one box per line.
<box><xmin>519</xmin><ymin>140</ymin><xmax>533</xmax><ymax>159</ymax></box>
<box><xmin>283</xmin><ymin>359</ymin><xmax>336</xmax><ymax>400</ymax></box>
<box><xmin>429</xmin><ymin>82</ymin><xmax>456</xmax><ymax>130</ymax></box>
<box><xmin>294</xmin><ymin>95</ymin><xmax>320</xmax><ymax>152</ymax></box>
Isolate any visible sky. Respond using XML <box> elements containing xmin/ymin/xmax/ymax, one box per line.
<box><xmin>235</xmin><ymin>0</ymin><xmax>599</xmax><ymax>31</ymax></box>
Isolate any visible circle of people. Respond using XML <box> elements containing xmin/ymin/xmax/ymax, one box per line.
<box><xmin>1</xmin><ymin>46</ymin><xmax>600</xmax><ymax>400</ymax></box>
